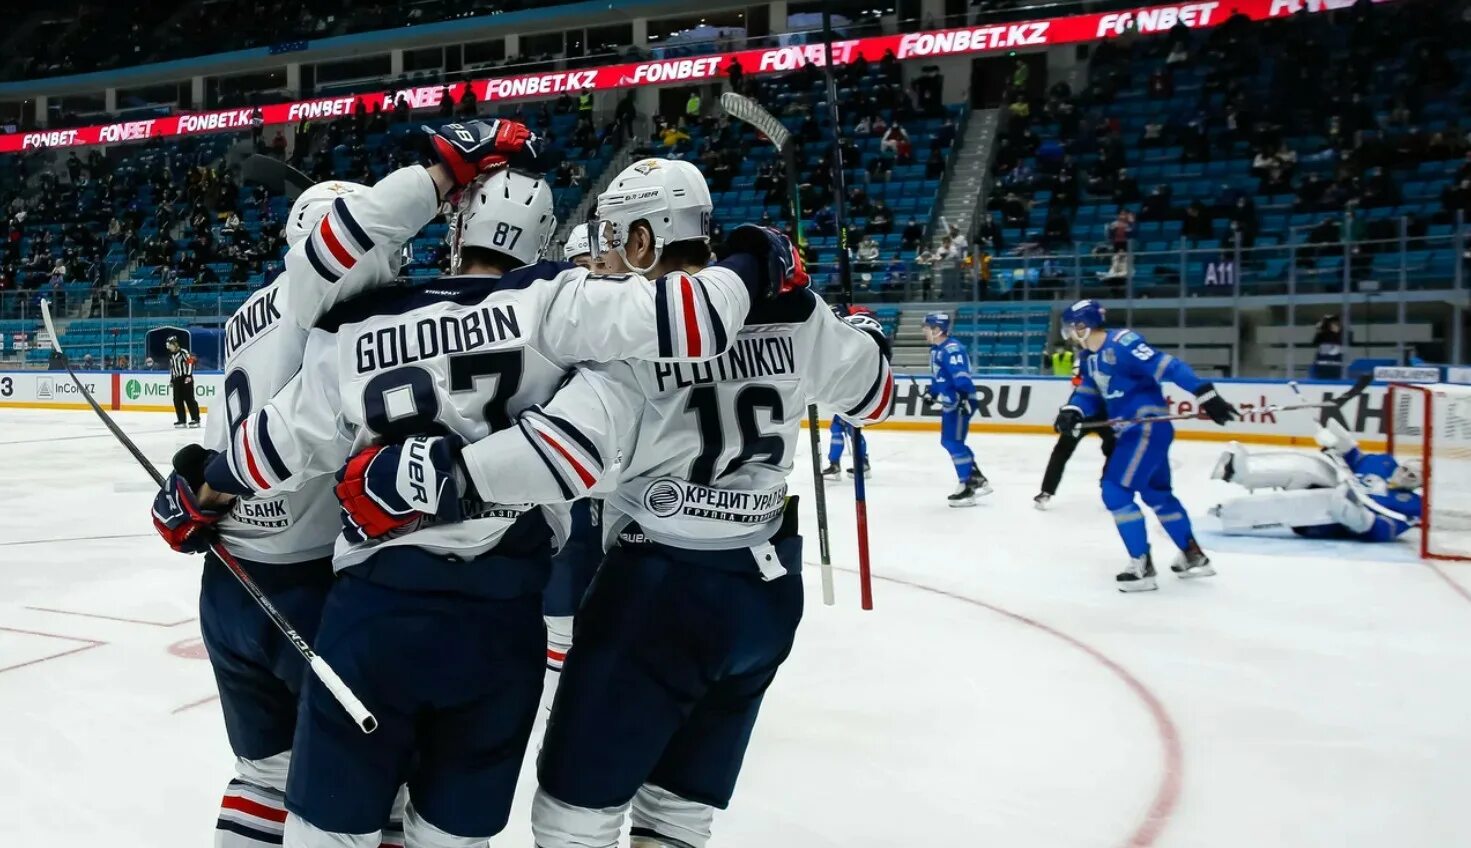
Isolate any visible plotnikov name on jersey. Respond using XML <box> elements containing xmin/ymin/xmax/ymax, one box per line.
<box><xmin>653</xmin><ymin>335</ymin><xmax>797</xmax><ymax>394</ymax></box>
<box><xmin>354</xmin><ymin>303</ymin><xmax>523</xmax><ymax>374</ymax></box>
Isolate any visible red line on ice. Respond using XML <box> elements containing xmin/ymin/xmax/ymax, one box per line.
<box><xmin>0</xmin><ymin>625</ymin><xmax>105</xmax><ymax>674</ymax></box>
<box><xmin>25</xmin><ymin>606</ymin><xmax>195</xmax><ymax>628</ymax></box>
<box><xmin>172</xmin><ymin>694</ymin><xmax>220</xmax><ymax>714</ymax></box>
<box><xmin>1426</xmin><ymin>562</ymin><xmax>1471</xmax><ymax>608</ymax></box>
<box><xmin>825</xmin><ymin>565</ymin><xmax>1184</xmax><ymax>848</ymax></box>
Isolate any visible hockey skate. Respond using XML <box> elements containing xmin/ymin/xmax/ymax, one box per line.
<box><xmin>173</xmin><ymin>421</ymin><xmax>187</xmax><ymax>429</ymax></box>
<box><xmin>1170</xmin><ymin>539</ymin><xmax>1216</xmax><ymax>579</ymax></box>
<box><xmin>188</xmin><ymin>421</ymin><xmax>201</xmax><ymax>429</ymax></box>
<box><xmin>946</xmin><ymin>481</ymin><xmax>978</xmax><ymax>508</ymax></box>
<box><xmin>969</xmin><ymin>470</ymin><xmax>993</xmax><ymax>497</ymax></box>
<box><xmin>821</xmin><ymin>462</ymin><xmax>843</xmax><ymax>480</ymax></box>
<box><xmin>847</xmin><ymin>458</ymin><xmax>871</xmax><ymax>479</ymax></box>
<box><xmin>1116</xmin><ymin>553</ymin><xmax>1157</xmax><ymax>592</ymax></box>
<box><xmin>1033</xmin><ymin>492</ymin><xmax>1052</xmax><ymax>510</ymax></box>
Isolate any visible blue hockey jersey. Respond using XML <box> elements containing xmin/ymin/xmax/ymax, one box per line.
<box><xmin>1068</xmin><ymin>329</ymin><xmax>1208</xmax><ymax>427</ymax></box>
<box><xmin>929</xmin><ymin>337</ymin><xmax>974</xmax><ymax>407</ymax></box>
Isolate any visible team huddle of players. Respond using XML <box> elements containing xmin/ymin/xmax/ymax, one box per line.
<box><xmin>868</xmin><ymin>300</ymin><xmax>1424</xmax><ymax>593</ymax></box>
<box><xmin>149</xmin><ymin>118</ymin><xmax>893</xmax><ymax>847</ymax></box>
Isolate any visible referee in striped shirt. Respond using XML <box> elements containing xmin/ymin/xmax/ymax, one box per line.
<box><xmin>166</xmin><ymin>335</ymin><xmax>201</xmax><ymax>428</ymax></box>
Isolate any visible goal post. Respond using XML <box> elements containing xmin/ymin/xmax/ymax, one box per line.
<box><xmin>1387</xmin><ymin>383</ymin><xmax>1471</xmax><ymax>561</ymax></box>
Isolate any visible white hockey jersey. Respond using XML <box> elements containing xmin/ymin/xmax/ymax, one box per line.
<box><xmin>204</xmin><ymin>259</ymin><xmax>757</xmax><ymax>570</ymax></box>
<box><xmin>458</xmin><ymin>288</ymin><xmax>894</xmax><ymax>551</ymax></box>
<box><xmin>200</xmin><ymin>165</ymin><xmax>446</xmax><ymax>564</ymax></box>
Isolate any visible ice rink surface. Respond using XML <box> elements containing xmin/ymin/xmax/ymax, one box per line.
<box><xmin>2</xmin><ymin>408</ymin><xmax>1470</xmax><ymax>847</ymax></box>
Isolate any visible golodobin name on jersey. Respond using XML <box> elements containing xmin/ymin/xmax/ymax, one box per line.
<box><xmin>652</xmin><ymin>334</ymin><xmax>797</xmax><ymax>394</ymax></box>
<box><xmin>354</xmin><ymin>303</ymin><xmax>523</xmax><ymax>374</ymax></box>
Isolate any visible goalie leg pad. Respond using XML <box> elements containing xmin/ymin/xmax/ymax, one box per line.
<box><xmin>1215</xmin><ymin>488</ymin><xmax>1344</xmax><ymax>535</ymax></box>
<box><xmin>630</xmin><ymin>784</ymin><xmax>713</xmax><ymax>848</ymax></box>
<box><xmin>530</xmin><ymin>788</ymin><xmax>625</xmax><ymax>848</ymax></box>
<box><xmin>1229</xmin><ymin>448</ymin><xmax>1339</xmax><ymax>491</ymax></box>
<box><xmin>1326</xmin><ymin>485</ymin><xmax>1377</xmax><ymax>535</ymax></box>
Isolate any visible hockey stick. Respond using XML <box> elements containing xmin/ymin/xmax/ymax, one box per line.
<box><xmin>1081</xmin><ymin>374</ymin><xmax>1373</xmax><ymax>430</ymax></box>
<box><xmin>721</xmin><ymin>92</ymin><xmax>835</xmax><ymax>606</ymax></box>
<box><xmin>39</xmin><ymin>300</ymin><xmax>378</xmax><ymax>735</ymax></box>
<box><xmin>241</xmin><ymin>154</ymin><xmax>315</xmax><ymax>201</ymax></box>
<box><xmin>816</xmin><ymin>11</ymin><xmax>873</xmax><ymax>611</ymax></box>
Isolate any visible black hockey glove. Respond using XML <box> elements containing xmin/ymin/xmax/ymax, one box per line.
<box><xmin>1054</xmin><ymin>405</ymin><xmax>1085</xmax><ymax>439</ymax></box>
<box><xmin>1194</xmin><ymin>383</ymin><xmax>1239</xmax><ymax>426</ymax></box>
<box><xmin>723</xmin><ymin>225</ymin><xmax>810</xmax><ymax>299</ymax></box>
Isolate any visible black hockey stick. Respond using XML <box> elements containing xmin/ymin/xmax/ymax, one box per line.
<box><xmin>721</xmin><ymin>91</ymin><xmax>835</xmax><ymax>607</ymax></box>
<box><xmin>241</xmin><ymin>154</ymin><xmax>315</xmax><ymax>201</ymax></box>
<box><xmin>39</xmin><ymin>300</ymin><xmax>378</xmax><ymax>734</ymax></box>
<box><xmin>1081</xmin><ymin>374</ymin><xmax>1374</xmax><ymax>430</ymax></box>
<box><xmin>817</xmin><ymin>9</ymin><xmax>874</xmax><ymax>611</ymax></box>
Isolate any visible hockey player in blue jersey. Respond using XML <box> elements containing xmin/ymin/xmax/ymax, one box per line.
<box><xmin>823</xmin><ymin>305</ymin><xmax>880</xmax><ymax>479</ymax></box>
<box><xmin>922</xmin><ymin>312</ymin><xmax>990</xmax><ymax>506</ymax></box>
<box><xmin>1211</xmin><ymin>420</ymin><xmax>1423</xmax><ymax>542</ymax></box>
<box><xmin>1055</xmin><ymin>299</ymin><xmax>1239</xmax><ymax>591</ymax></box>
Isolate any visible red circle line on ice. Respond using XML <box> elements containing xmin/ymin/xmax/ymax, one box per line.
<box><xmin>817</xmin><ymin>563</ymin><xmax>1183</xmax><ymax>848</ymax></box>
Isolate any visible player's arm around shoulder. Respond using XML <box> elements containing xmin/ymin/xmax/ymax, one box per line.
<box><xmin>285</xmin><ymin>165</ymin><xmax>442</xmax><ymax>328</ymax></box>
<box><xmin>203</xmin><ymin>327</ymin><xmax>350</xmax><ymax>498</ymax></box>
<box><xmin>460</xmin><ymin>361</ymin><xmax>641</xmax><ymax>504</ymax></box>
<box><xmin>541</xmin><ymin>262</ymin><xmax>749</xmax><ymax>364</ymax></box>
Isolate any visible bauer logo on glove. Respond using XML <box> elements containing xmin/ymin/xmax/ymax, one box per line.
<box><xmin>335</xmin><ymin>435</ymin><xmax>467</xmax><ymax>541</ymax></box>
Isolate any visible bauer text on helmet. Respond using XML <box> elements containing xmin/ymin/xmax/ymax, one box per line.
<box><xmin>563</xmin><ymin>222</ymin><xmax>593</xmax><ymax>269</ymax></box>
<box><xmin>592</xmin><ymin>158</ymin><xmax>712</xmax><ymax>275</ymax></box>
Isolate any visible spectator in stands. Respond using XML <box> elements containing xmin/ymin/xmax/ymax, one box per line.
<box><xmin>1309</xmin><ymin>315</ymin><xmax>1345</xmax><ymax>379</ymax></box>
<box><xmin>461</xmin><ymin>85</ymin><xmax>479</xmax><ymax>117</ymax></box>
<box><xmin>81</xmin><ymin>354</ymin><xmax>95</xmax><ymax>370</ymax></box>
<box><xmin>660</xmin><ymin>123</ymin><xmax>691</xmax><ymax>150</ymax></box>
<box><xmin>728</xmin><ymin>58</ymin><xmax>744</xmax><ymax>93</ymax></box>
<box><xmin>144</xmin><ymin>356</ymin><xmax>157</xmax><ymax>371</ymax></box>
<box><xmin>902</xmin><ymin>218</ymin><xmax>923</xmax><ymax>251</ymax></box>
<box><xmin>869</xmin><ymin>200</ymin><xmax>893</xmax><ymax>235</ymax></box>
<box><xmin>1107</xmin><ymin>210</ymin><xmax>1134</xmax><ymax>251</ymax></box>
<box><xmin>847</xmin><ymin>186</ymin><xmax>871</xmax><ymax>217</ymax></box>
<box><xmin>934</xmin><ymin>116</ymin><xmax>957</xmax><ymax>150</ymax></box>
<box><xmin>855</xmin><ymin>236</ymin><xmax>880</xmax><ymax>273</ymax></box>
<box><xmin>685</xmin><ymin>91</ymin><xmax>702</xmax><ymax>123</ymax></box>
<box><xmin>1139</xmin><ymin>185</ymin><xmax>1174</xmax><ymax>221</ymax></box>
<box><xmin>1113</xmin><ymin>168</ymin><xmax>1141</xmax><ymax>205</ymax></box>
<box><xmin>925</xmin><ymin>148</ymin><xmax>946</xmax><ymax>180</ymax></box>
<box><xmin>998</xmin><ymin>191</ymin><xmax>1031</xmax><ymax>232</ymax></box>
<box><xmin>1182</xmin><ymin>201</ymin><xmax>1213</xmax><ymax>243</ymax></box>
<box><xmin>1100</xmin><ymin>248</ymin><xmax>1132</xmax><ymax>290</ymax></box>
<box><xmin>66</xmin><ymin>153</ymin><xmax>82</xmax><ymax>184</ymax></box>
<box><xmin>1441</xmin><ymin>177</ymin><xmax>1471</xmax><ymax>219</ymax></box>
<box><xmin>271</xmin><ymin>130</ymin><xmax>287</xmax><ymax>159</ymax></box>
<box><xmin>1042</xmin><ymin>208</ymin><xmax>1072</xmax><ymax>249</ymax></box>
<box><xmin>1295</xmin><ymin>173</ymin><xmax>1327</xmax><ymax>210</ymax></box>
<box><xmin>881</xmin><ymin>125</ymin><xmax>912</xmax><ymax>162</ymax></box>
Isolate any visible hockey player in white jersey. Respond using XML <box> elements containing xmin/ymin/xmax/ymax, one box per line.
<box><xmin>334</xmin><ymin>169</ymin><xmax>895</xmax><ymax>846</ymax></box>
<box><xmin>192</xmin><ymin>155</ymin><xmax>795</xmax><ymax>848</ymax></box>
<box><xmin>563</xmin><ymin>221</ymin><xmax>594</xmax><ymax>268</ymax></box>
<box><xmin>149</xmin><ymin>118</ymin><xmax>546</xmax><ymax>847</ymax></box>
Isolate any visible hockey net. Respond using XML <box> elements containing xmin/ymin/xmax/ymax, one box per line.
<box><xmin>1388</xmin><ymin>383</ymin><xmax>1471</xmax><ymax>561</ymax></box>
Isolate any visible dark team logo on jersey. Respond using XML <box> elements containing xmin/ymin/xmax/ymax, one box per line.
<box><xmin>645</xmin><ymin>479</ymin><xmax>686</xmax><ymax>518</ymax></box>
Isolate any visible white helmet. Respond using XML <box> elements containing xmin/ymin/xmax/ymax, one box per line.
<box><xmin>285</xmin><ymin>180</ymin><xmax>366</xmax><ymax>248</ymax></box>
<box><xmin>593</xmin><ymin>158</ymin><xmax>711</xmax><ymax>274</ymax></box>
<box><xmin>563</xmin><ymin>222</ymin><xmax>592</xmax><ymax>261</ymax></box>
<box><xmin>452</xmin><ymin>168</ymin><xmax>557</xmax><ymax>272</ymax></box>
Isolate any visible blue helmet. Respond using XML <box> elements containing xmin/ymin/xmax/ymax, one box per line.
<box><xmin>922</xmin><ymin>312</ymin><xmax>952</xmax><ymax>334</ymax></box>
<box><xmin>1060</xmin><ymin>299</ymin><xmax>1105</xmax><ymax>342</ymax></box>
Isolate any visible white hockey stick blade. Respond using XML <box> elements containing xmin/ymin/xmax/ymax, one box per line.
<box><xmin>720</xmin><ymin>93</ymin><xmax>791</xmax><ymax>150</ymax></box>
<box><xmin>40</xmin><ymin>298</ymin><xmax>62</xmax><ymax>352</ymax></box>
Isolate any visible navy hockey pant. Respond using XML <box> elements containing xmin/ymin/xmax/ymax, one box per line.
<box><xmin>285</xmin><ymin>547</ymin><xmax>550</xmax><ymax>839</ymax></box>
<box><xmin>538</xmin><ymin>532</ymin><xmax>805</xmax><ymax>811</ymax></box>
<box><xmin>200</xmin><ymin>550</ymin><xmax>334</xmax><ymax>761</ymax></box>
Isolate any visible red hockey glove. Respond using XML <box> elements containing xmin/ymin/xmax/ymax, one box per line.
<box><xmin>152</xmin><ymin>447</ymin><xmax>225</xmax><ymax>554</ymax></box>
<box><xmin>426</xmin><ymin>119</ymin><xmax>539</xmax><ymax>187</ymax></box>
<box><xmin>335</xmin><ymin>436</ymin><xmax>466</xmax><ymax>541</ymax></box>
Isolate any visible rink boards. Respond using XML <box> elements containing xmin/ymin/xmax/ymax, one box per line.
<box><xmin>0</xmin><ymin>371</ymin><xmax>1386</xmax><ymax>449</ymax></box>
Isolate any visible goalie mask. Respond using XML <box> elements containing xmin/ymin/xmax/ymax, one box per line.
<box><xmin>448</xmin><ymin>168</ymin><xmax>557</xmax><ymax>273</ymax></box>
<box><xmin>590</xmin><ymin>158</ymin><xmax>712</xmax><ymax>275</ymax></box>
<box><xmin>1389</xmin><ymin>458</ymin><xmax>1423</xmax><ymax>491</ymax></box>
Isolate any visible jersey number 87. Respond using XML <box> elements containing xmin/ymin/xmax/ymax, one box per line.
<box><xmin>362</xmin><ymin>351</ymin><xmax>524</xmax><ymax>440</ymax></box>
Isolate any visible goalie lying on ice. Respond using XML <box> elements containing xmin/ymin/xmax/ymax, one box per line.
<box><xmin>1209</xmin><ymin>420</ymin><xmax>1423</xmax><ymax>542</ymax></box>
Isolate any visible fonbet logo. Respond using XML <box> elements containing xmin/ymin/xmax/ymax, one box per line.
<box><xmin>125</xmin><ymin>379</ymin><xmax>142</xmax><ymax>400</ymax></box>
